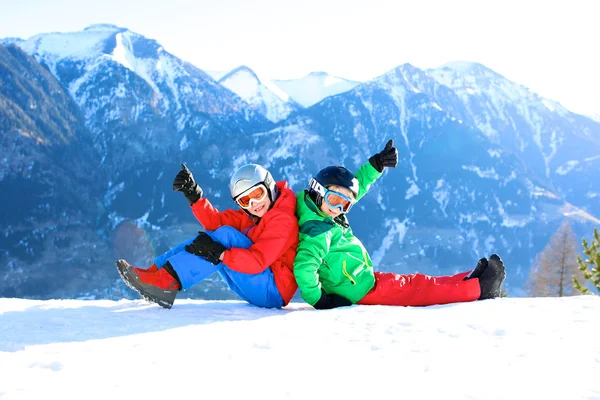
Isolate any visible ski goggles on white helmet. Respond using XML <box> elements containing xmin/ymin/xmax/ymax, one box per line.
<box><xmin>234</xmin><ymin>184</ymin><xmax>268</xmax><ymax>209</ymax></box>
<box><xmin>309</xmin><ymin>178</ymin><xmax>355</xmax><ymax>214</ymax></box>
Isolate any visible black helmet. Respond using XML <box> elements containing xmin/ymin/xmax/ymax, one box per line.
<box><xmin>308</xmin><ymin>165</ymin><xmax>359</xmax><ymax>208</ymax></box>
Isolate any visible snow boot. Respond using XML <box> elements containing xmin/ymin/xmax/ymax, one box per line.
<box><xmin>464</xmin><ymin>257</ymin><xmax>488</xmax><ymax>281</ymax></box>
<box><xmin>116</xmin><ymin>259</ymin><xmax>181</xmax><ymax>309</ymax></box>
<box><xmin>134</xmin><ymin>264</ymin><xmax>159</xmax><ymax>273</ymax></box>
<box><xmin>477</xmin><ymin>254</ymin><xmax>506</xmax><ymax>300</ymax></box>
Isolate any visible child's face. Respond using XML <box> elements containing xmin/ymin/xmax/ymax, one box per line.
<box><xmin>319</xmin><ymin>185</ymin><xmax>355</xmax><ymax>218</ymax></box>
<box><xmin>320</xmin><ymin>201</ymin><xmax>343</xmax><ymax>218</ymax></box>
<box><xmin>247</xmin><ymin>196</ymin><xmax>272</xmax><ymax>218</ymax></box>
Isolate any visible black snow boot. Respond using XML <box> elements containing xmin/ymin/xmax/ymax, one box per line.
<box><xmin>464</xmin><ymin>257</ymin><xmax>488</xmax><ymax>281</ymax></box>
<box><xmin>477</xmin><ymin>254</ymin><xmax>506</xmax><ymax>300</ymax></box>
<box><xmin>116</xmin><ymin>259</ymin><xmax>179</xmax><ymax>309</ymax></box>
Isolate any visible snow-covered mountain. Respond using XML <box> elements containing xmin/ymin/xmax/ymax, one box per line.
<box><xmin>237</xmin><ymin>65</ymin><xmax>600</xmax><ymax>291</ymax></box>
<box><xmin>272</xmin><ymin>71</ymin><xmax>361</xmax><ymax>107</ymax></box>
<box><xmin>17</xmin><ymin>24</ymin><xmax>270</xmax><ymax>168</ymax></box>
<box><xmin>410</xmin><ymin>61</ymin><xmax>600</xmax><ymax>216</ymax></box>
<box><xmin>203</xmin><ymin>69</ymin><xmax>229</xmax><ymax>81</ymax></box>
<box><xmin>218</xmin><ymin>65</ymin><xmax>301</xmax><ymax>122</ymax></box>
<box><xmin>2</xmin><ymin>25</ymin><xmax>600</xmax><ymax>300</ymax></box>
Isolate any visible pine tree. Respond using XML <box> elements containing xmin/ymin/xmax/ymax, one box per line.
<box><xmin>573</xmin><ymin>228</ymin><xmax>600</xmax><ymax>295</ymax></box>
<box><xmin>526</xmin><ymin>221</ymin><xmax>585</xmax><ymax>297</ymax></box>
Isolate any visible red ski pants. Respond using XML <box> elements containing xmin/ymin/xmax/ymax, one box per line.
<box><xmin>357</xmin><ymin>271</ymin><xmax>480</xmax><ymax>306</ymax></box>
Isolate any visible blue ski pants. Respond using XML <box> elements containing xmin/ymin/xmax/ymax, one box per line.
<box><xmin>153</xmin><ymin>226</ymin><xmax>284</xmax><ymax>309</ymax></box>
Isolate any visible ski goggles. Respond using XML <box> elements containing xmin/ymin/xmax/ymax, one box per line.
<box><xmin>309</xmin><ymin>178</ymin><xmax>355</xmax><ymax>214</ymax></box>
<box><xmin>234</xmin><ymin>184</ymin><xmax>268</xmax><ymax>209</ymax></box>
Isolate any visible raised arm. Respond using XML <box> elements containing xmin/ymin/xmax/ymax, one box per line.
<box><xmin>355</xmin><ymin>139</ymin><xmax>398</xmax><ymax>201</ymax></box>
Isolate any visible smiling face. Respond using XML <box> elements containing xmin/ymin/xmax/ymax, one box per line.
<box><xmin>247</xmin><ymin>196</ymin><xmax>272</xmax><ymax>218</ymax></box>
<box><xmin>319</xmin><ymin>201</ymin><xmax>343</xmax><ymax>218</ymax></box>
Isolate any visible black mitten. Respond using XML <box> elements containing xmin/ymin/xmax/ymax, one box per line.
<box><xmin>184</xmin><ymin>232</ymin><xmax>226</xmax><ymax>265</ymax></box>
<box><xmin>313</xmin><ymin>289</ymin><xmax>352</xmax><ymax>310</ymax></box>
<box><xmin>173</xmin><ymin>164</ymin><xmax>203</xmax><ymax>206</ymax></box>
<box><xmin>369</xmin><ymin>139</ymin><xmax>398</xmax><ymax>173</ymax></box>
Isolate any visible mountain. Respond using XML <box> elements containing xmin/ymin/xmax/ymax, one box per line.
<box><xmin>421</xmin><ymin>61</ymin><xmax>600</xmax><ymax>216</ymax></box>
<box><xmin>218</xmin><ymin>65</ymin><xmax>301</xmax><ymax>122</ymax></box>
<box><xmin>0</xmin><ymin>43</ymin><xmax>113</xmax><ymax>298</ymax></box>
<box><xmin>272</xmin><ymin>71</ymin><xmax>361</xmax><ymax>107</ymax></box>
<box><xmin>18</xmin><ymin>24</ymin><xmax>271</xmax><ymax>166</ymax></box>
<box><xmin>1</xmin><ymin>25</ymin><xmax>276</xmax><ymax>299</ymax></box>
<box><xmin>2</xmin><ymin>25</ymin><xmax>599</xmax><ymax>299</ymax></box>
<box><xmin>204</xmin><ymin>69</ymin><xmax>229</xmax><ymax>81</ymax></box>
<box><xmin>237</xmin><ymin>65</ymin><xmax>599</xmax><ymax>292</ymax></box>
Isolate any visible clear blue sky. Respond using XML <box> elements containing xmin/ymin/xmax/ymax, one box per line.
<box><xmin>1</xmin><ymin>0</ymin><xmax>598</xmax><ymax>116</ymax></box>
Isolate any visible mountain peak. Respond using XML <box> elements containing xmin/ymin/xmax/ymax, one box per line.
<box><xmin>83</xmin><ymin>24</ymin><xmax>123</xmax><ymax>32</ymax></box>
<box><xmin>219</xmin><ymin>65</ymin><xmax>260</xmax><ymax>84</ymax></box>
<box><xmin>437</xmin><ymin>61</ymin><xmax>497</xmax><ymax>77</ymax></box>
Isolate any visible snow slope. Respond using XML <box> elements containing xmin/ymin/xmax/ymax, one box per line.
<box><xmin>1</xmin><ymin>296</ymin><xmax>599</xmax><ymax>399</ymax></box>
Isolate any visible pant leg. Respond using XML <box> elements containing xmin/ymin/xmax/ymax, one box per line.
<box><xmin>357</xmin><ymin>271</ymin><xmax>480</xmax><ymax>306</ymax></box>
<box><xmin>434</xmin><ymin>271</ymin><xmax>471</xmax><ymax>283</ymax></box>
<box><xmin>159</xmin><ymin>239</ymin><xmax>219</xmax><ymax>290</ymax></box>
<box><xmin>153</xmin><ymin>239</ymin><xmax>194</xmax><ymax>269</ymax></box>
<box><xmin>209</xmin><ymin>227</ymin><xmax>283</xmax><ymax>309</ymax></box>
<box><xmin>218</xmin><ymin>267</ymin><xmax>283</xmax><ymax>309</ymax></box>
<box><xmin>156</xmin><ymin>226</ymin><xmax>283</xmax><ymax>308</ymax></box>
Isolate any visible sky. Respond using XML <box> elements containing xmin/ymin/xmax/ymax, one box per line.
<box><xmin>0</xmin><ymin>0</ymin><xmax>598</xmax><ymax>116</ymax></box>
<box><xmin>1</xmin><ymin>296</ymin><xmax>599</xmax><ymax>399</ymax></box>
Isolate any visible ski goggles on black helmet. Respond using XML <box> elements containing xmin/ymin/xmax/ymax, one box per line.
<box><xmin>309</xmin><ymin>178</ymin><xmax>355</xmax><ymax>214</ymax></box>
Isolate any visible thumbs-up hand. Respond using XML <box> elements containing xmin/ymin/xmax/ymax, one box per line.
<box><xmin>172</xmin><ymin>163</ymin><xmax>203</xmax><ymax>206</ymax></box>
<box><xmin>369</xmin><ymin>139</ymin><xmax>398</xmax><ymax>173</ymax></box>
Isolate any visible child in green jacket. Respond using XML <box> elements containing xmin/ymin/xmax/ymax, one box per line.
<box><xmin>294</xmin><ymin>140</ymin><xmax>506</xmax><ymax>309</ymax></box>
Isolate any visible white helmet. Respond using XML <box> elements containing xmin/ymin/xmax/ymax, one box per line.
<box><xmin>229</xmin><ymin>164</ymin><xmax>278</xmax><ymax>204</ymax></box>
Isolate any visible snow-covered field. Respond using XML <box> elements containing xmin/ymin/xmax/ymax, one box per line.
<box><xmin>1</xmin><ymin>296</ymin><xmax>599</xmax><ymax>400</ymax></box>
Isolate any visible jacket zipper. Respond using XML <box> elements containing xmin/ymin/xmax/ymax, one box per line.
<box><xmin>342</xmin><ymin>260</ymin><xmax>357</xmax><ymax>285</ymax></box>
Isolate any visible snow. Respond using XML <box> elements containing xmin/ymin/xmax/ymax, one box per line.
<box><xmin>433</xmin><ymin>179</ymin><xmax>450</xmax><ymax>217</ymax></box>
<box><xmin>17</xmin><ymin>26</ymin><xmax>195</xmax><ymax>114</ymax></box>
<box><xmin>204</xmin><ymin>69</ymin><xmax>229</xmax><ymax>81</ymax></box>
<box><xmin>556</xmin><ymin>160</ymin><xmax>580</xmax><ymax>175</ymax></box>
<box><xmin>462</xmin><ymin>165</ymin><xmax>500</xmax><ymax>180</ymax></box>
<box><xmin>1</xmin><ymin>296</ymin><xmax>599</xmax><ymax>399</ymax></box>
<box><xmin>272</xmin><ymin>72</ymin><xmax>360</xmax><ymax>107</ymax></box>
<box><xmin>19</xmin><ymin>27</ymin><xmax>118</xmax><ymax>61</ymax></box>
<box><xmin>219</xmin><ymin>67</ymin><xmax>295</xmax><ymax>122</ymax></box>
<box><xmin>405</xmin><ymin>179</ymin><xmax>421</xmax><ymax>199</ymax></box>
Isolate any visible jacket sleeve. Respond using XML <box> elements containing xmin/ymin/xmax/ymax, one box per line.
<box><xmin>191</xmin><ymin>197</ymin><xmax>247</xmax><ymax>231</ymax></box>
<box><xmin>293</xmin><ymin>221</ymin><xmax>332</xmax><ymax>306</ymax></box>
<box><xmin>354</xmin><ymin>161</ymin><xmax>383</xmax><ymax>202</ymax></box>
<box><xmin>222</xmin><ymin>211</ymin><xmax>298</xmax><ymax>274</ymax></box>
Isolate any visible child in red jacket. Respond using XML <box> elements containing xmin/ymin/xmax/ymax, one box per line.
<box><xmin>117</xmin><ymin>164</ymin><xmax>299</xmax><ymax>309</ymax></box>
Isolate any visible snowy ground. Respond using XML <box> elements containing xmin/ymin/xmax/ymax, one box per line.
<box><xmin>1</xmin><ymin>296</ymin><xmax>599</xmax><ymax>400</ymax></box>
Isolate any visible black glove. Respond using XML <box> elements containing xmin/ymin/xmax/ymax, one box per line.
<box><xmin>313</xmin><ymin>289</ymin><xmax>352</xmax><ymax>310</ymax></box>
<box><xmin>173</xmin><ymin>164</ymin><xmax>203</xmax><ymax>206</ymax></box>
<box><xmin>184</xmin><ymin>232</ymin><xmax>226</xmax><ymax>265</ymax></box>
<box><xmin>369</xmin><ymin>139</ymin><xmax>398</xmax><ymax>173</ymax></box>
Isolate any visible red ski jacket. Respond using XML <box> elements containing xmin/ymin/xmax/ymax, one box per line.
<box><xmin>190</xmin><ymin>180</ymin><xmax>299</xmax><ymax>305</ymax></box>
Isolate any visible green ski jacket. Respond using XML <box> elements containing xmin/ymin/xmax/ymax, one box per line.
<box><xmin>294</xmin><ymin>162</ymin><xmax>382</xmax><ymax>305</ymax></box>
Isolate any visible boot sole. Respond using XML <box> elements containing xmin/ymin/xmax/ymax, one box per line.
<box><xmin>116</xmin><ymin>260</ymin><xmax>176</xmax><ymax>309</ymax></box>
